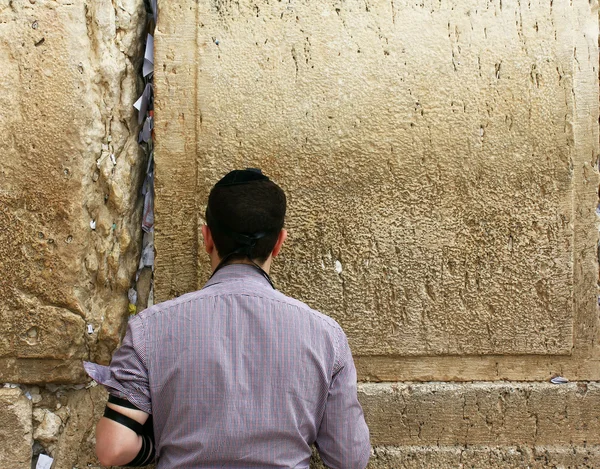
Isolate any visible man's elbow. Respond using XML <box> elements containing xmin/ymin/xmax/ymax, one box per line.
<box><xmin>348</xmin><ymin>437</ymin><xmax>372</xmax><ymax>469</ymax></box>
<box><xmin>323</xmin><ymin>442</ymin><xmax>371</xmax><ymax>469</ymax></box>
<box><xmin>95</xmin><ymin>419</ymin><xmax>141</xmax><ymax>466</ymax></box>
<box><xmin>341</xmin><ymin>421</ymin><xmax>371</xmax><ymax>469</ymax></box>
<box><xmin>96</xmin><ymin>445</ymin><xmax>124</xmax><ymax>467</ymax></box>
<box><xmin>356</xmin><ymin>442</ymin><xmax>372</xmax><ymax>469</ymax></box>
<box><xmin>97</xmin><ymin>438</ymin><xmax>144</xmax><ymax>467</ymax></box>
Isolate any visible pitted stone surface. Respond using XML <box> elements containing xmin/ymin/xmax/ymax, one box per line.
<box><xmin>20</xmin><ymin>383</ymin><xmax>600</xmax><ymax>469</ymax></box>
<box><xmin>154</xmin><ymin>0</ymin><xmax>599</xmax><ymax>360</ymax></box>
<box><xmin>0</xmin><ymin>388</ymin><xmax>32</xmax><ymax>469</ymax></box>
<box><xmin>0</xmin><ymin>0</ymin><xmax>146</xmax><ymax>382</ymax></box>
<box><xmin>311</xmin><ymin>445</ymin><xmax>600</xmax><ymax>468</ymax></box>
<box><xmin>0</xmin><ymin>0</ymin><xmax>598</xmax><ymax>466</ymax></box>
<box><xmin>360</xmin><ymin>382</ymin><xmax>600</xmax><ymax>446</ymax></box>
<box><xmin>49</xmin><ymin>385</ymin><xmax>107</xmax><ymax>469</ymax></box>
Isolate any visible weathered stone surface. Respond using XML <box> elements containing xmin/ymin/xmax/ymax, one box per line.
<box><xmin>311</xmin><ymin>445</ymin><xmax>600</xmax><ymax>468</ymax></box>
<box><xmin>26</xmin><ymin>385</ymin><xmax>154</xmax><ymax>469</ymax></box>
<box><xmin>154</xmin><ymin>0</ymin><xmax>599</xmax><ymax>364</ymax></box>
<box><xmin>354</xmin><ymin>354</ymin><xmax>600</xmax><ymax>382</ymax></box>
<box><xmin>360</xmin><ymin>382</ymin><xmax>600</xmax><ymax>446</ymax></box>
<box><xmin>49</xmin><ymin>385</ymin><xmax>106</xmax><ymax>469</ymax></box>
<box><xmin>44</xmin><ymin>445</ymin><xmax>600</xmax><ymax>469</ymax></box>
<box><xmin>0</xmin><ymin>358</ymin><xmax>87</xmax><ymax>384</ymax></box>
<box><xmin>0</xmin><ymin>0</ymin><xmax>599</xmax><ymax>467</ymax></box>
<box><xmin>33</xmin><ymin>408</ymin><xmax>62</xmax><ymax>446</ymax></box>
<box><xmin>0</xmin><ymin>388</ymin><xmax>32</xmax><ymax>469</ymax></box>
<box><xmin>23</xmin><ymin>382</ymin><xmax>600</xmax><ymax>468</ymax></box>
<box><xmin>0</xmin><ymin>0</ymin><xmax>146</xmax><ymax>382</ymax></box>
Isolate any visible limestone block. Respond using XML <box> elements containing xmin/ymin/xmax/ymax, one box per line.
<box><xmin>154</xmin><ymin>0</ymin><xmax>599</xmax><ymax>365</ymax></box>
<box><xmin>310</xmin><ymin>445</ymin><xmax>600</xmax><ymax>468</ymax></box>
<box><xmin>19</xmin><ymin>382</ymin><xmax>600</xmax><ymax>468</ymax></box>
<box><xmin>360</xmin><ymin>382</ymin><xmax>600</xmax><ymax>446</ymax></box>
<box><xmin>33</xmin><ymin>408</ymin><xmax>62</xmax><ymax>446</ymax></box>
<box><xmin>0</xmin><ymin>0</ymin><xmax>145</xmax><ymax>382</ymax></box>
<box><xmin>50</xmin><ymin>386</ymin><xmax>107</xmax><ymax>469</ymax></box>
<box><xmin>0</xmin><ymin>388</ymin><xmax>32</xmax><ymax>469</ymax></box>
<box><xmin>46</xmin><ymin>385</ymin><xmax>157</xmax><ymax>469</ymax></box>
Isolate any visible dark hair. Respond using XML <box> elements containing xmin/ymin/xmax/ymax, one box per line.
<box><xmin>206</xmin><ymin>179</ymin><xmax>286</xmax><ymax>263</ymax></box>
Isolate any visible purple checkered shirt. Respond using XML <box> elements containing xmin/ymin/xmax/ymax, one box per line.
<box><xmin>84</xmin><ymin>264</ymin><xmax>370</xmax><ymax>469</ymax></box>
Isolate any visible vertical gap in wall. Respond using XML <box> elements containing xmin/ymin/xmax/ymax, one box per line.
<box><xmin>129</xmin><ymin>0</ymin><xmax>157</xmax><ymax>314</ymax></box>
<box><xmin>597</xmin><ymin>11</ymin><xmax>600</xmax><ymax>311</ymax></box>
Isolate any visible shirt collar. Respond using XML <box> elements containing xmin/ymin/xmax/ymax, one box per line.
<box><xmin>202</xmin><ymin>263</ymin><xmax>273</xmax><ymax>290</ymax></box>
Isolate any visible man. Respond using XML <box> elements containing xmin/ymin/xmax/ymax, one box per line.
<box><xmin>84</xmin><ymin>169</ymin><xmax>370</xmax><ymax>468</ymax></box>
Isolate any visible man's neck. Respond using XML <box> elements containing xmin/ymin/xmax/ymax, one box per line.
<box><xmin>211</xmin><ymin>256</ymin><xmax>272</xmax><ymax>274</ymax></box>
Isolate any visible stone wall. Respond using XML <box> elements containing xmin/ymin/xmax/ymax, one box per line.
<box><xmin>0</xmin><ymin>0</ymin><xmax>146</xmax><ymax>466</ymax></box>
<box><xmin>154</xmin><ymin>0</ymin><xmax>600</xmax><ymax>466</ymax></box>
<box><xmin>155</xmin><ymin>0</ymin><xmax>600</xmax><ymax>379</ymax></box>
<box><xmin>0</xmin><ymin>0</ymin><xmax>599</xmax><ymax>467</ymax></box>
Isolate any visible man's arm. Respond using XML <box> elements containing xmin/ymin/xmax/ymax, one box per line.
<box><xmin>315</xmin><ymin>328</ymin><xmax>371</xmax><ymax>469</ymax></box>
<box><xmin>85</xmin><ymin>315</ymin><xmax>154</xmax><ymax>466</ymax></box>
<box><xmin>96</xmin><ymin>402</ymin><xmax>149</xmax><ymax>466</ymax></box>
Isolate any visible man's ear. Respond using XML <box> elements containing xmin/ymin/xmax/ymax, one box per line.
<box><xmin>201</xmin><ymin>225</ymin><xmax>214</xmax><ymax>254</ymax></box>
<box><xmin>271</xmin><ymin>229</ymin><xmax>288</xmax><ymax>258</ymax></box>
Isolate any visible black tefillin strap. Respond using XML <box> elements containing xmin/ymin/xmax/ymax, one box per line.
<box><xmin>206</xmin><ymin>168</ymin><xmax>276</xmax><ymax>289</ymax></box>
<box><xmin>108</xmin><ymin>394</ymin><xmax>140</xmax><ymax>409</ymax></box>
<box><xmin>103</xmin><ymin>395</ymin><xmax>155</xmax><ymax>466</ymax></box>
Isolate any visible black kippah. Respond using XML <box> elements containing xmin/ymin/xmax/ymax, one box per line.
<box><xmin>215</xmin><ymin>168</ymin><xmax>270</xmax><ymax>187</ymax></box>
<box><xmin>207</xmin><ymin>167</ymin><xmax>272</xmax><ymax>252</ymax></box>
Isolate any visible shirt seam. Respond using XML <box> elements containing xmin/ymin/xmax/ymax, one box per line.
<box><xmin>332</xmin><ymin>325</ymin><xmax>343</xmax><ymax>374</ymax></box>
<box><xmin>120</xmin><ymin>315</ymin><xmax>151</xmax><ymax>414</ymax></box>
<box><xmin>144</xmin><ymin>292</ymin><xmax>340</xmax><ymax>334</ymax></box>
<box><xmin>360</xmin><ymin>441</ymin><xmax>372</xmax><ymax>467</ymax></box>
<box><xmin>137</xmin><ymin>314</ymin><xmax>149</xmax><ymax>371</ymax></box>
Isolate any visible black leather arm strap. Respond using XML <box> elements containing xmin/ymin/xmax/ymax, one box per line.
<box><xmin>108</xmin><ymin>394</ymin><xmax>140</xmax><ymax>410</ymax></box>
<box><xmin>128</xmin><ymin>434</ymin><xmax>155</xmax><ymax>466</ymax></box>
<box><xmin>103</xmin><ymin>406</ymin><xmax>156</xmax><ymax>466</ymax></box>
<box><xmin>103</xmin><ymin>406</ymin><xmax>145</xmax><ymax>434</ymax></box>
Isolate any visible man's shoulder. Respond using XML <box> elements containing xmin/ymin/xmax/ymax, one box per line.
<box><xmin>268</xmin><ymin>288</ymin><xmax>343</xmax><ymax>333</ymax></box>
<box><xmin>136</xmin><ymin>285</ymin><xmax>342</xmax><ymax>335</ymax></box>
<box><xmin>134</xmin><ymin>289</ymin><xmax>205</xmax><ymax>321</ymax></box>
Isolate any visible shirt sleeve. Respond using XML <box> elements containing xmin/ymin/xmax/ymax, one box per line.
<box><xmin>315</xmin><ymin>326</ymin><xmax>371</xmax><ymax>469</ymax></box>
<box><xmin>83</xmin><ymin>315</ymin><xmax>152</xmax><ymax>414</ymax></box>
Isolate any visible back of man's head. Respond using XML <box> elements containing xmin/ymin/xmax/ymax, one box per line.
<box><xmin>206</xmin><ymin>170</ymin><xmax>287</xmax><ymax>263</ymax></box>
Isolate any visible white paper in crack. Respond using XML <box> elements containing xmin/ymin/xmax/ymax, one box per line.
<box><xmin>151</xmin><ymin>0</ymin><xmax>158</xmax><ymax>23</ymax></box>
<box><xmin>133</xmin><ymin>83</ymin><xmax>153</xmax><ymax>124</ymax></box>
<box><xmin>147</xmin><ymin>284</ymin><xmax>154</xmax><ymax>307</ymax></box>
<box><xmin>133</xmin><ymin>94</ymin><xmax>143</xmax><ymax>112</ymax></box>
<box><xmin>141</xmin><ymin>171</ymin><xmax>154</xmax><ymax>232</ymax></box>
<box><xmin>128</xmin><ymin>287</ymin><xmax>138</xmax><ymax>305</ymax></box>
<box><xmin>139</xmin><ymin>116</ymin><xmax>154</xmax><ymax>143</ymax></box>
<box><xmin>143</xmin><ymin>34</ymin><xmax>154</xmax><ymax>77</ymax></box>
<box><xmin>36</xmin><ymin>454</ymin><xmax>54</xmax><ymax>469</ymax></box>
<box><xmin>139</xmin><ymin>231</ymin><xmax>155</xmax><ymax>269</ymax></box>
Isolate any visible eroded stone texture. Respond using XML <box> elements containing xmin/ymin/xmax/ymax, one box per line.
<box><xmin>0</xmin><ymin>388</ymin><xmax>32</xmax><ymax>469</ymax></box>
<box><xmin>23</xmin><ymin>382</ymin><xmax>600</xmax><ymax>468</ymax></box>
<box><xmin>49</xmin><ymin>385</ymin><xmax>107</xmax><ymax>469</ymax></box>
<box><xmin>154</xmin><ymin>0</ymin><xmax>599</xmax><ymax>360</ymax></box>
<box><xmin>360</xmin><ymin>382</ymin><xmax>600</xmax><ymax>446</ymax></box>
<box><xmin>0</xmin><ymin>0</ymin><xmax>146</xmax><ymax>382</ymax></box>
<box><xmin>311</xmin><ymin>445</ymin><xmax>600</xmax><ymax>469</ymax></box>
